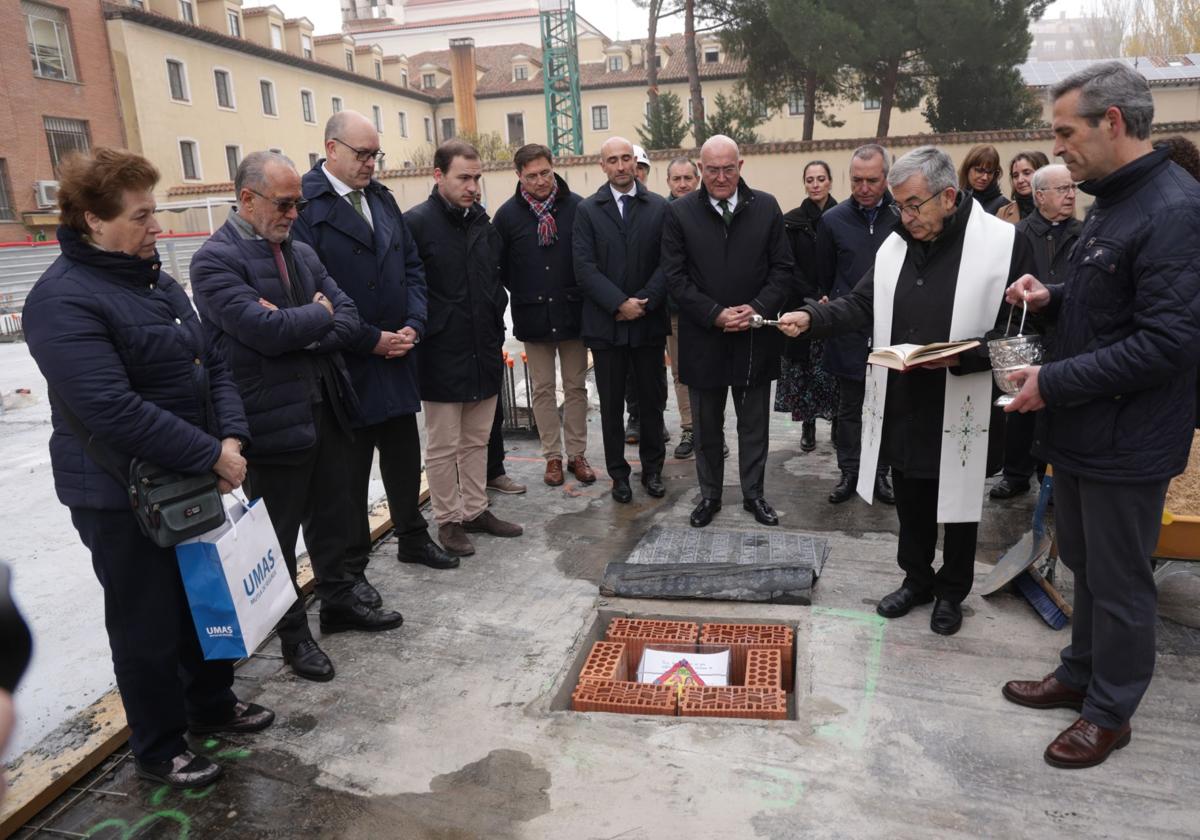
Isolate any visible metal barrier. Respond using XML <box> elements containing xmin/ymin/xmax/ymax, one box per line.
<box><xmin>0</xmin><ymin>234</ymin><xmax>212</xmax><ymax>318</ymax></box>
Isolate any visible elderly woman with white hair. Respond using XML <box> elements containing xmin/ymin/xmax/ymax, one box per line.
<box><xmin>778</xmin><ymin>145</ymin><xmax>1038</xmax><ymax>637</ymax></box>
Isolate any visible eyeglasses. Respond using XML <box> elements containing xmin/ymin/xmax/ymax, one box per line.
<box><xmin>247</xmin><ymin>188</ymin><xmax>308</xmax><ymax>213</ymax></box>
<box><xmin>1039</xmin><ymin>184</ymin><xmax>1077</xmax><ymax>195</ymax></box>
<box><xmin>703</xmin><ymin>165</ymin><xmax>738</xmax><ymax>178</ymax></box>
<box><xmin>970</xmin><ymin>165</ymin><xmax>1001</xmax><ymax>177</ymax></box>
<box><xmin>889</xmin><ymin>194</ymin><xmax>937</xmax><ymax>218</ymax></box>
<box><xmin>333</xmin><ymin>137</ymin><xmax>385</xmax><ymax>163</ymax></box>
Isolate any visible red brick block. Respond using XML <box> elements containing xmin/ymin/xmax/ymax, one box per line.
<box><xmin>744</xmin><ymin>648</ymin><xmax>782</xmax><ymax>689</ymax></box>
<box><xmin>577</xmin><ymin>641</ymin><xmax>629</xmax><ymax>684</ymax></box>
<box><xmin>571</xmin><ymin>680</ymin><xmax>677</xmax><ymax>716</ymax></box>
<box><xmin>605</xmin><ymin>618</ymin><xmax>700</xmax><ymax>675</ymax></box>
<box><xmin>679</xmin><ymin>685</ymin><xmax>788</xmax><ymax>721</ymax></box>
<box><xmin>699</xmin><ymin>623</ymin><xmax>795</xmax><ymax>691</ymax></box>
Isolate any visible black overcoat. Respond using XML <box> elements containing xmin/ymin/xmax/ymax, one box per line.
<box><xmin>493</xmin><ymin>174</ymin><xmax>583</xmax><ymax>343</ymax></box>
<box><xmin>405</xmin><ymin>189</ymin><xmax>506</xmax><ymax>404</ymax></box>
<box><xmin>661</xmin><ymin>179</ymin><xmax>793</xmax><ymax>388</ymax></box>
<box><xmin>572</xmin><ymin>180</ymin><xmax>670</xmax><ymax>348</ymax></box>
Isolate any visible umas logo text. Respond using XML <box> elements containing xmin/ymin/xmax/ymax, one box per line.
<box><xmin>206</xmin><ymin>625</ymin><xmax>235</xmax><ymax>637</ymax></box>
<box><xmin>243</xmin><ymin>548</ymin><xmax>278</xmax><ymax>597</ymax></box>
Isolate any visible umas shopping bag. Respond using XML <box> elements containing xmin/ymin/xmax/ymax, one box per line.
<box><xmin>175</xmin><ymin>497</ymin><xmax>296</xmax><ymax>660</ymax></box>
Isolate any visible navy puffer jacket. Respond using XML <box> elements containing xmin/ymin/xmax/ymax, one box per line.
<box><xmin>1036</xmin><ymin>148</ymin><xmax>1200</xmax><ymax>482</ymax></box>
<box><xmin>24</xmin><ymin>226</ymin><xmax>250</xmax><ymax>511</ymax></box>
<box><xmin>190</xmin><ymin>217</ymin><xmax>365</xmax><ymax>456</ymax></box>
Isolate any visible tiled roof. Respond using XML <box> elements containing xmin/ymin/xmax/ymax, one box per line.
<box><xmin>406</xmin><ymin>34</ymin><xmax>743</xmax><ymax>101</ymax></box>
<box><xmin>241</xmin><ymin>6</ymin><xmax>281</xmax><ymax>18</ymax></box>
<box><xmin>313</xmin><ymin>33</ymin><xmax>352</xmax><ymax>44</ymax></box>
<box><xmin>351</xmin><ymin>10</ymin><xmax>540</xmax><ymax>32</ymax></box>
<box><xmin>102</xmin><ymin>4</ymin><xmax>434</xmax><ymax>103</ymax></box>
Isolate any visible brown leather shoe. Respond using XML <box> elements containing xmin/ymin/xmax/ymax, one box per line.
<box><xmin>567</xmin><ymin>455</ymin><xmax>596</xmax><ymax>484</ymax></box>
<box><xmin>1044</xmin><ymin>717</ymin><xmax>1132</xmax><ymax>769</ymax></box>
<box><xmin>463</xmin><ymin>510</ymin><xmax>524</xmax><ymax>538</ymax></box>
<box><xmin>544</xmin><ymin>458</ymin><xmax>564</xmax><ymax>487</ymax></box>
<box><xmin>437</xmin><ymin>523</ymin><xmax>475</xmax><ymax>557</ymax></box>
<box><xmin>1002</xmin><ymin>673</ymin><xmax>1086</xmax><ymax>711</ymax></box>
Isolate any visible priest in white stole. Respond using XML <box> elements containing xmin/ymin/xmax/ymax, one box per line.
<box><xmin>779</xmin><ymin>146</ymin><xmax>1037</xmax><ymax>636</ymax></box>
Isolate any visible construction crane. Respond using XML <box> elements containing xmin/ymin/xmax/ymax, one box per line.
<box><xmin>539</xmin><ymin>0</ymin><xmax>583</xmax><ymax>156</ymax></box>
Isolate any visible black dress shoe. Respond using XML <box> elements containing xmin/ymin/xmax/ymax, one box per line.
<box><xmin>689</xmin><ymin>498</ymin><xmax>722</xmax><ymax>528</ymax></box>
<box><xmin>743</xmin><ymin>497</ymin><xmax>779</xmax><ymax>526</ymax></box>
<box><xmin>876</xmin><ymin>585</ymin><xmax>934</xmax><ymax>618</ymax></box>
<box><xmin>989</xmin><ymin>477</ymin><xmax>1031</xmax><ymax>499</ymax></box>
<box><xmin>643</xmin><ymin>474</ymin><xmax>665</xmax><ymax>498</ymax></box>
<box><xmin>189</xmin><ymin>702</ymin><xmax>275</xmax><ymax>735</ymax></box>
<box><xmin>135</xmin><ymin>751</ymin><xmax>222</xmax><ymax>790</ymax></box>
<box><xmin>319</xmin><ymin>602</ymin><xmax>404</xmax><ymax>634</ymax></box>
<box><xmin>828</xmin><ymin>472</ymin><xmax>857</xmax><ymax>504</ymax></box>
<box><xmin>800</xmin><ymin>420</ymin><xmax>816</xmax><ymax>452</ymax></box>
<box><xmin>351</xmin><ymin>577</ymin><xmax>382</xmax><ymax>609</ymax></box>
<box><xmin>930</xmin><ymin>598</ymin><xmax>963</xmax><ymax>635</ymax></box>
<box><xmin>874</xmin><ymin>473</ymin><xmax>895</xmax><ymax>505</ymax></box>
<box><xmin>612</xmin><ymin>477</ymin><xmax>633</xmax><ymax>503</ymax></box>
<box><xmin>282</xmin><ymin>639</ymin><xmax>335</xmax><ymax>682</ymax></box>
<box><xmin>398</xmin><ymin>540</ymin><xmax>460</xmax><ymax>569</ymax></box>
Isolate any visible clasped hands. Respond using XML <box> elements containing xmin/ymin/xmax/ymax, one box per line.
<box><xmin>373</xmin><ymin>326</ymin><xmax>418</xmax><ymax>358</ymax></box>
<box><xmin>715</xmin><ymin>304</ymin><xmax>760</xmax><ymax>332</ymax></box>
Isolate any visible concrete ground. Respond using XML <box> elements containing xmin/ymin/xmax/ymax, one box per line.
<box><xmin>14</xmin><ymin>397</ymin><xmax>1200</xmax><ymax>840</ymax></box>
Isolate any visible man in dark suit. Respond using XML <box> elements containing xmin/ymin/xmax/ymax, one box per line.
<box><xmin>573</xmin><ymin>136</ymin><xmax>670</xmax><ymax>504</ymax></box>
<box><xmin>661</xmin><ymin>134</ymin><xmax>793</xmax><ymax>528</ymax></box>
<box><xmin>191</xmin><ymin>151</ymin><xmax>404</xmax><ymax>684</ymax></box>
<box><xmin>293</xmin><ymin>111</ymin><xmax>458</xmax><ymax>595</ymax></box>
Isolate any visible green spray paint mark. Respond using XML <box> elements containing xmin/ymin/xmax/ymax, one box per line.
<box><xmin>811</xmin><ymin>606</ymin><xmax>887</xmax><ymax>749</ymax></box>
<box><xmin>84</xmin><ymin>810</ymin><xmax>191</xmax><ymax>839</ymax></box>
<box><xmin>214</xmin><ymin>747</ymin><xmax>252</xmax><ymax>760</ymax></box>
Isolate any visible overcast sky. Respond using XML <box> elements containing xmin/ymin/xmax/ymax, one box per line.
<box><xmin>272</xmin><ymin>0</ymin><xmax>1089</xmax><ymax>43</ymax></box>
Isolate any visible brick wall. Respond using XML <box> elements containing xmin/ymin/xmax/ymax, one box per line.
<box><xmin>0</xmin><ymin>0</ymin><xmax>126</xmax><ymax>242</ymax></box>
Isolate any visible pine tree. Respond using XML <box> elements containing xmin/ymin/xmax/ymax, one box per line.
<box><xmin>705</xmin><ymin>91</ymin><xmax>764</xmax><ymax>146</ymax></box>
<box><xmin>637</xmin><ymin>92</ymin><xmax>692</xmax><ymax>150</ymax></box>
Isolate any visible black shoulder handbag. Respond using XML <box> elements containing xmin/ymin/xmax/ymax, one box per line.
<box><xmin>50</xmin><ymin>391</ymin><xmax>226</xmax><ymax>548</ymax></box>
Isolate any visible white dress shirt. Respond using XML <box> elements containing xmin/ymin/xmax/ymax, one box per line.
<box><xmin>322</xmin><ymin>163</ymin><xmax>374</xmax><ymax>229</ymax></box>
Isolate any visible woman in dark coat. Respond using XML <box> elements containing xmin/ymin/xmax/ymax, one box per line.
<box><xmin>23</xmin><ymin>149</ymin><xmax>274</xmax><ymax>790</ymax></box>
<box><xmin>958</xmin><ymin>144</ymin><xmax>1011</xmax><ymax>215</ymax></box>
<box><xmin>997</xmin><ymin>150</ymin><xmax>1050</xmax><ymax>224</ymax></box>
<box><xmin>775</xmin><ymin>160</ymin><xmax>840</xmax><ymax>451</ymax></box>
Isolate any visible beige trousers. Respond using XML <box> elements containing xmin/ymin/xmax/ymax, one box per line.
<box><xmin>422</xmin><ymin>396</ymin><xmax>497</xmax><ymax>526</ymax></box>
<box><xmin>523</xmin><ymin>339</ymin><xmax>589</xmax><ymax>461</ymax></box>
<box><xmin>666</xmin><ymin>315</ymin><xmax>692</xmax><ymax>430</ymax></box>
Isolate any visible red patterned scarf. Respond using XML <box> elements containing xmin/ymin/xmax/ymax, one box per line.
<box><xmin>520</xmin><ymin>181</ymin><xmax>559</xmax><ymax>247</ymax></box>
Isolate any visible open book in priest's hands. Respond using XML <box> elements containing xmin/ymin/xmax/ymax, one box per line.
<box><xmin>867</xmin><ymin>340</ymin><xmax>980</xmax><ymax>371</ymax></box>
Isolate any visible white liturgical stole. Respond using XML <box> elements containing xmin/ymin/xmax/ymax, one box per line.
<box><xmin>857</xmin><ymin>199</ymin><xmax>1015</xmax><ymax>523</ymax></box>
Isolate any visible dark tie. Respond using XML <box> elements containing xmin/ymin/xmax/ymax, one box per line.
<box><xmin>269</xmin><ymin>242</ymin><xmax>290</xmax><ymax>290</ymax></box>
<box><xmin>718</xmin><ymin>198</ymin><xmax>733</xmax><ymax>227</ymax></box>
<box><xmin>619</xmin><ymin>193</ymin><xmax>632</xmax><ymax>220</ymax></box>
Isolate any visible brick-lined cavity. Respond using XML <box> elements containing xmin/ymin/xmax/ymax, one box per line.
<box><xmin>744</xmin><ymin>648</ymin><xmax>782</xmax><ymax>689</ymax></box>
<box><xmin>679</xmin><ymin>686</ymin><xmax>788</xmax><ymax>721</ymax></box>
<box><xmin>699</xmin><ymin>623</ymin><xmax>795</xmax><ymax>692</ymax></box>
<box><xmin>571</xmin><ymin>680</ymin><xmax>677</xmax><ymax>716</ymax></box>
<box><xmin>578</xmin><ymin>641</ymin><xmax>629</xmax><ymax>684</ymax></box>
<box><xmin>605</xmin><ymin>618</ymin><xmax>699</xmax><ymax>676</ymax></box>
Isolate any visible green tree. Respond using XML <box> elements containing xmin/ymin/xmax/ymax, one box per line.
<box><xmin>705</xmin><ymin>90</ymin><xmax>765</xmax><ymax>146</ymax></box>
<box><xmin>637</xmin><ymin>91</ymin><xmax>692</xmax><ymax>149</ymax></box>
<box><xmin>923</xmin><ymin>64</ymin><xmax>1043</xmax><ymax>132</ymax></box>
<box><xmin>456</xmin><ymin>131</ymin><xmax>514</xmax><ymax>163</ymax></box>
<box><xmin>705</xmin><ymin>0</ymin><xmax>851</xmax><ymax>141</ymax></box>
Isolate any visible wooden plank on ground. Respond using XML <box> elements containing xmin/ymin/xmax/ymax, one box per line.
<box><xmin>0</xmin><ymin>481</ymin><xmax>424</xmax><ymax>839</ymax></box>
